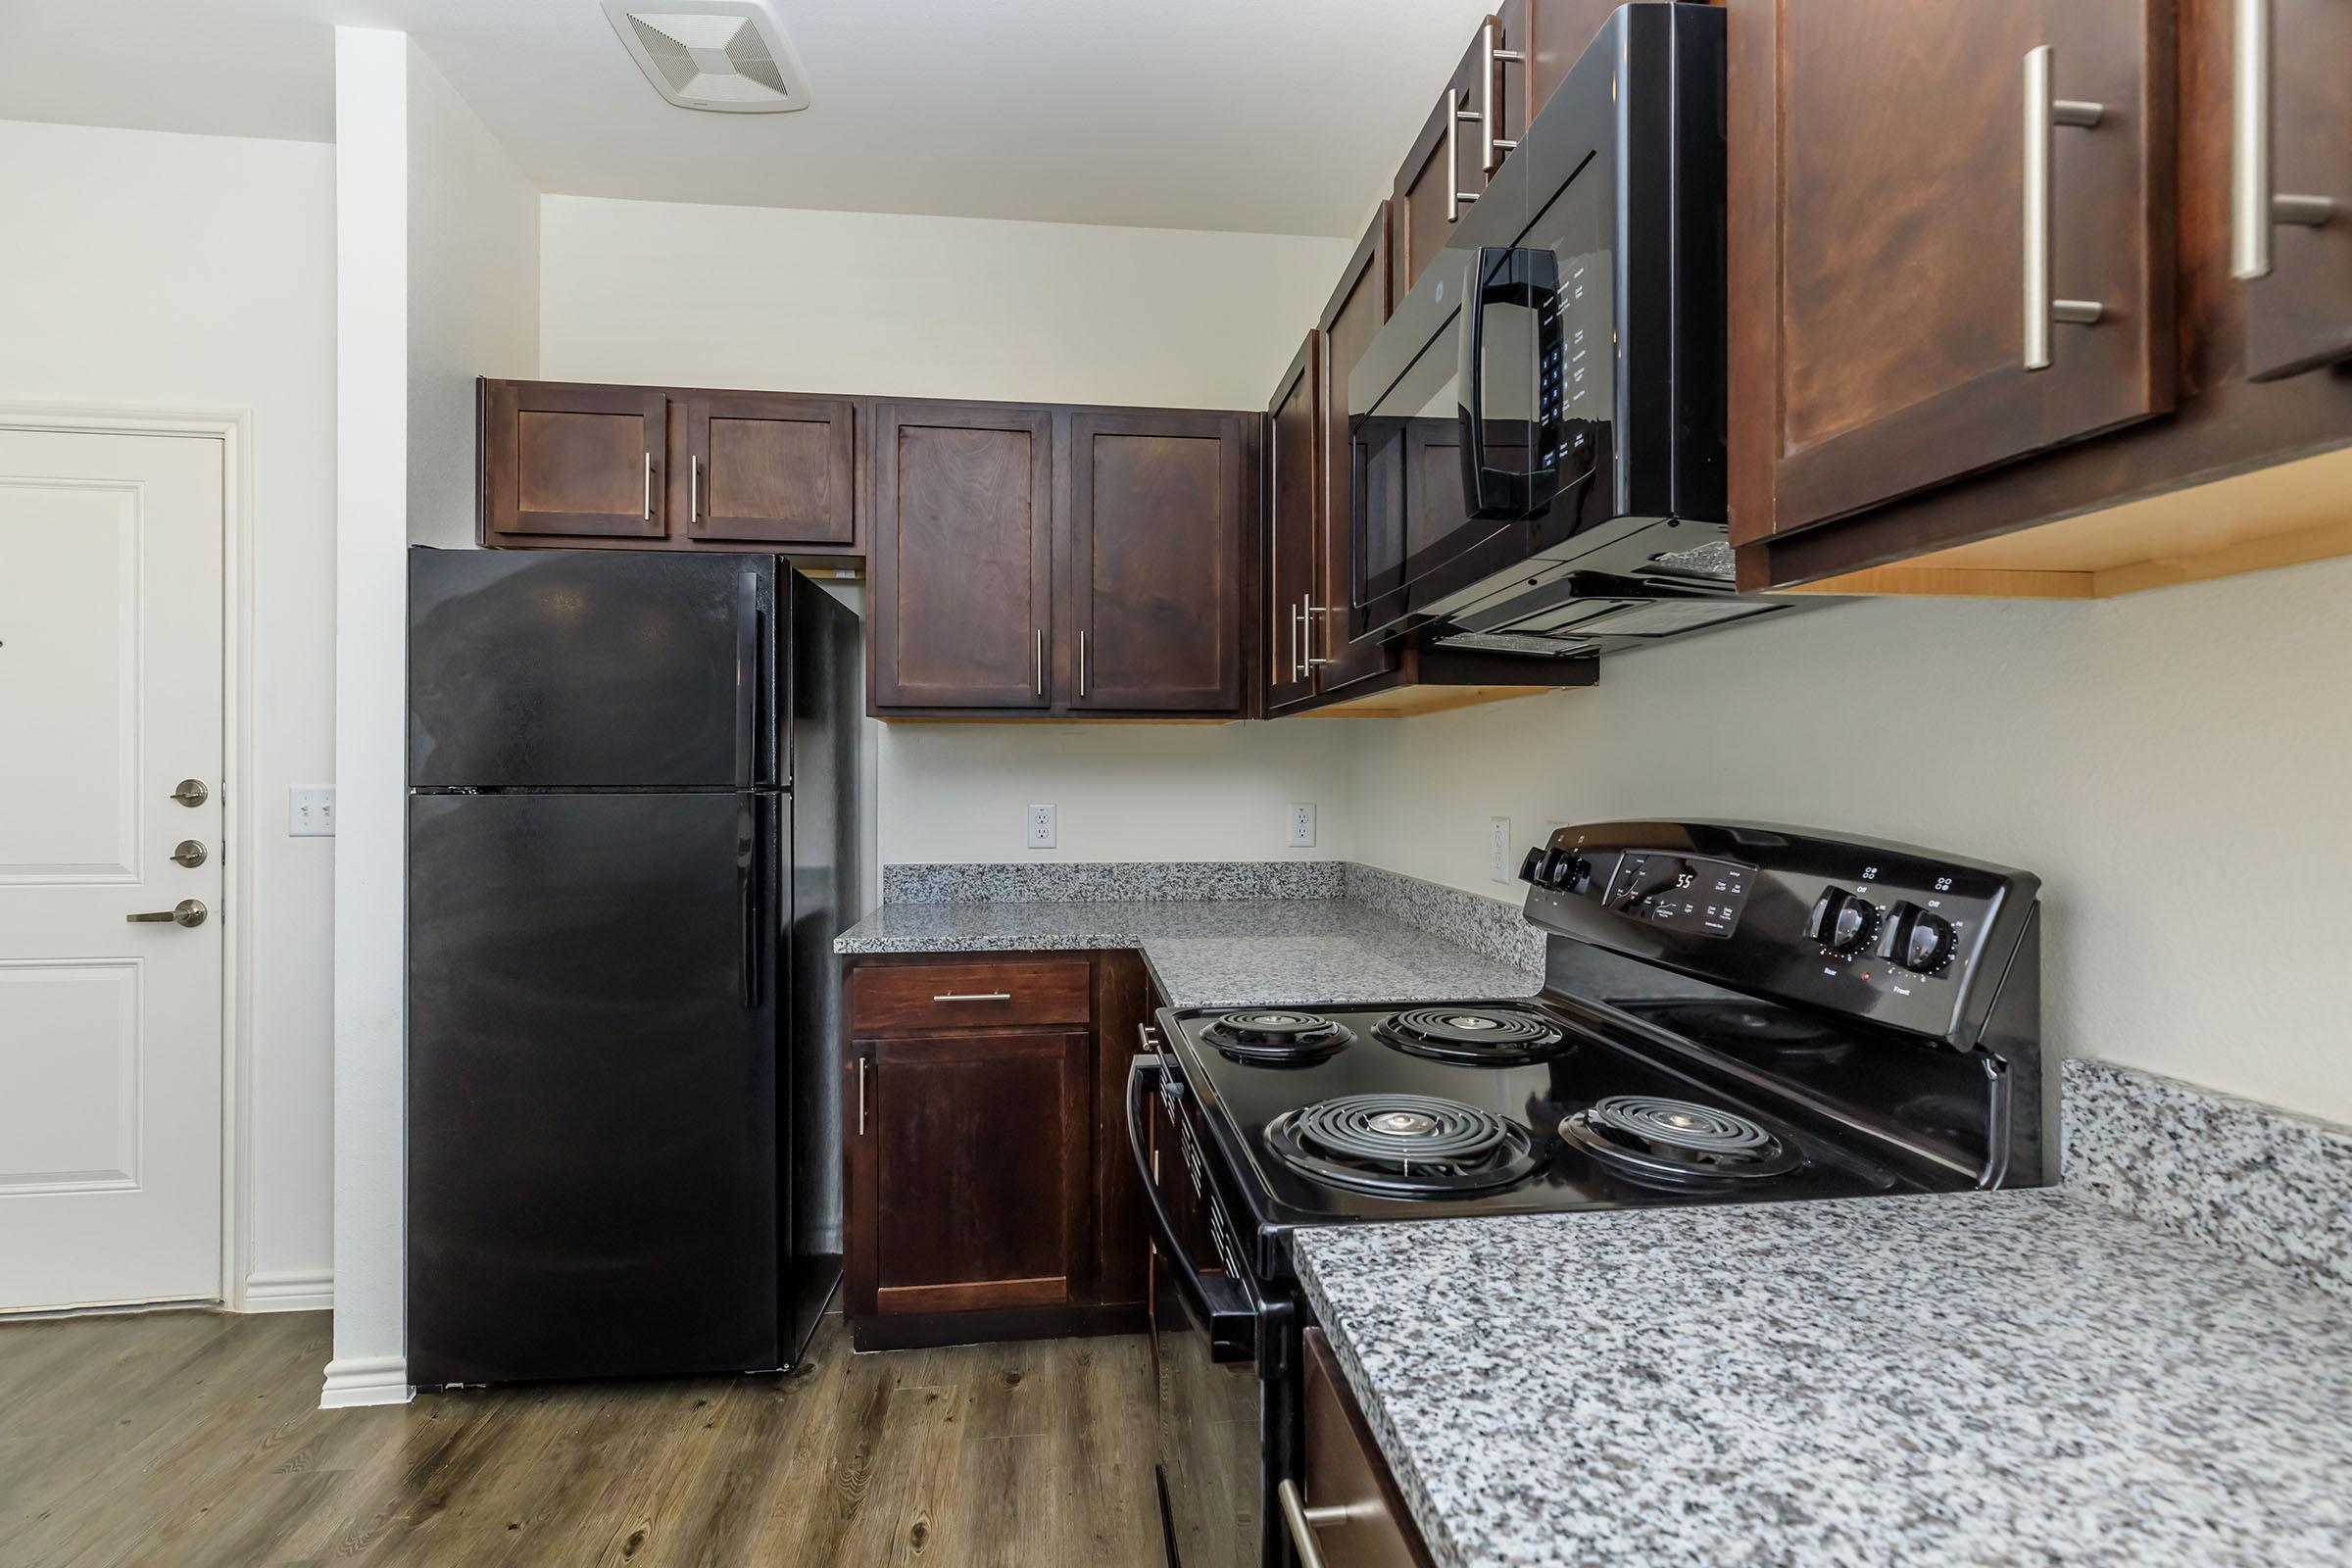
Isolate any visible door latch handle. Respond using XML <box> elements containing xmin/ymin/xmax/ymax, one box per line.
<box><xmin>127</xmin><ymin>899</ymin><xmax>208</xmax><ymax>928</ymax></box>
<box><xmin>172</xmin><ymin>840</ymin><xmax>209</xmax><ymax>868</ymax></box>
<box><xmin>172</xmin><ymin>778</ymin><xmax>209</xmax><ymax>808</ymax></box>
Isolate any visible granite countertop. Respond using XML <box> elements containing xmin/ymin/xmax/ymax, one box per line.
<box><xmin>1294</xmin><ymin>1188</ymin><xmax>2352</xmax><ymax>1568</ymax></box>
<box><xmin>835</xmin><ymin>896</ymin><xmax>1540</xmax><ymax>1008</ymax></box>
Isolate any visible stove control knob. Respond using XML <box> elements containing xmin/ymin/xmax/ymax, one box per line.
<box><xmin>1517</xmin><ymin>847</ymin><xmax>1546</xmax><ymax>885</ymax></box>
<box><xmin>1806</xmin><ymin>886</ymin><xmax>1881</xmax><ymax>956</ymax></box>
<box><xmin>1881</xmin><ymin>903</ymin><xmax>1958</xmax><ymax>974</ymax></box>
<box><xmin>1540</xmin><ymin>849</ymin><xmax>1592</xmax><ymax>893</ymax></box>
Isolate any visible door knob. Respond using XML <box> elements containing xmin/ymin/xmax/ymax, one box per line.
<box><xmin>127</xmin><ymin>899</ymin><xmax>208</xmax><ymax>928</ymax></box>
<box><xmin>172</xmin><ymin>840</ymin><xmax>209</xmax><ymax>868</ymax></box>
<box><xmin>172</xmin><ymin>778</ymin><xmax>210</xmax><ymax>808</ymax></box>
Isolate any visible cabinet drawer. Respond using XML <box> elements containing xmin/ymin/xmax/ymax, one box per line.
<box><xmin>1298</xmin><ymin>1328</ymin><xmax>1434</xmax><ymax>1568</ymax></box>
<box><xmin>851</xmin><ymin>958</ymin><xmax>1092</xmax><ymax>1033</ymax></box>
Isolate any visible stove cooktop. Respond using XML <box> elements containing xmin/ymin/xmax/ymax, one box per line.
<box><xmin>1160</xmin><ymin>996</ymin><xmax>1939</xmax><ymax>1232</ymax></box>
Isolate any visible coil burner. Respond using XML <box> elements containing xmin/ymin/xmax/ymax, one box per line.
<box><xmin>1373</xmin><ymin>1005</ymin><xmax>1572</xmax><ymax>1066</ymax></box>
<box><xmin>1199</xmin><ymin>1009</ymin><xmax>1353</xmax><ymax>1065</ymax></box>
<box><xmin>1559</xmin><ymin>1094</ymin><xmax>1803</xmax><ymax>1185</ymax></box>
<box><xmin>1263</xmin><ymin>1093</ymin><xmax>1542</xmax><ymax>1198</ymax></box>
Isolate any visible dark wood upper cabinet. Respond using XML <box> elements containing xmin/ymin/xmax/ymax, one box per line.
<box><xmin>1731</xmin><ymin>0</ymin><xmax>2177</xmax><ymax>545</ymax></box>
<box><xmin>2241</xmin><ymin>0</ymin><xmax>2352</xmax><ymax>380</ymax></box>
<box><xmin>847</xmin><ymin>1030</ymin><xmax>1092</xmax><ymax>1319</ymax></box>
<box><xmin>868</xmin><ymin>400</ymin><xmax>1055</xmax><ymax>710</ymax></box>
<box><xmin>1495</xmin><ymin>0</ymin><xmax>1629</xmax><ymax>133</ymax></box>
<box><xmin>1066</xmin><ymin>409</ymin><xmax>1251</xmax><ymax>712</ymax></box>
<box><xmin>1391</xmin><ymin>23</ymin><xmax>1493</xmax><ymax>308</ymax></box>
<box><xmin>1263</xmin><ymin>334</ymin><xmax>1321</xmax><ymax>714</ymax></box>
<box><xmin>482</xmin><ymin>381</ymin><xmax>668</xmax><ymax>539</ymax></box>
<box><xmin>675</xmin><ymin>391</ymin><xmax>856</xmax><ymax>547</ymax></box>
<box><xmin>1314</xmin><ymin>206</ymin><xmax>1398</xmax><ymax>697</ymax></box>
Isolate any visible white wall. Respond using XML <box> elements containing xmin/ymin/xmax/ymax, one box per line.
<box><xmin>325</xmin><ymin>26</ymin><xmax>413</xmax><ymax>1410</ymax></box>
<box><xmin>0</xmin><ymin>119</ymin><xmax>337</xmax><ymax>1305</ymax></box>
<box><xmin>1347</xmin><ymin>562</ymin><xmax>2352</xmax><ymax>1125</ymax></box>
<box><xmin>541</xmin><ymin>193</ymin><xmax>1358</xmax><ymax>886</ymax></box>
<box><xmin>406</xmin><ymin>42</ymin><xmax>539</xmax><ymax>548</ymax></box>
<box><xmin>540</xmin><ymin>195</ymin><xmax>1355</xmax><ymax>410</ymax></box>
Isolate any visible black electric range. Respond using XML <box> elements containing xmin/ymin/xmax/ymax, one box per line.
<box><xmin>1131</xmin><ymin>820</ymin><xmax>2044</xmax><ymax>1568</ymax></box>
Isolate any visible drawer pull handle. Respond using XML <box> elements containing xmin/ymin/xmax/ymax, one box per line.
<box><xmin>931</xmin><ymin>991</ymin><xmax>1012</xmax><ymax>1003</ymax></box>
<box><xmin>1277</xmin><ymin>1479</ymin><xmax>1366</xmax><ymax>1568</ymax></box>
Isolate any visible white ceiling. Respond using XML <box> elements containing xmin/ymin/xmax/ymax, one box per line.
<box><xmin>0</xmin><ymin>0</ymin><xmax>1498</xmax><ymax>236</ymax></box>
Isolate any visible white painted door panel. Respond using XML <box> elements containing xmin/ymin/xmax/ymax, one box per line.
<box><xmin>0</xmin><ymin>429</ymin><xmax>224</xmax><ymax>1310</ymax></box>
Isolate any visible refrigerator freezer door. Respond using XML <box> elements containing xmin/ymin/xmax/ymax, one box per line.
<box><xmin>407</xmin><ymin>789</ymin><xmax>785</xmax><ymax>1384</ymax></box>
<box><xmin>409</xmin><ymin>547</ymin><xmax>778</xmax><ymax>790</ymax></box>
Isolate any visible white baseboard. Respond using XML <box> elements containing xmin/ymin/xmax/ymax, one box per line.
<box><xmin>241</xmin><ymin>1268</ymin><xmax>333</xmax><ymax>1313</ymax></box>
<box><xmin>320</xmin><ymin>1353</ymin><xmax>413</xmax><ymax>1409</ymax></box>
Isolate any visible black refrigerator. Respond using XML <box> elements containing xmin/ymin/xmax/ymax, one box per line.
<box><xmin>405</xmin><ymin>546</ymin><xmax>858</xmax><ymax>1386</ymax></box>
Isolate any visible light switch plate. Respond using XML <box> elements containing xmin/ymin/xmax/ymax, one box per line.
<box><xmin>1027</xmin><ymin>803</ymin><xmax>1056</xmax><ymax>850</ymax></box>
<box><xmin>290</xmin><ymin>785</ymin><xmax>336</xmax><ymax>837</ymax></box>
<box><xmin>1288</xmin><ymin>802</ymin><xmax>1316</xmax><ymax>849</ymax></box>
<box><xmin>1490</xmin><ymin>816</ymin><xmax>1512</xmax><ymax>883</ymax></box>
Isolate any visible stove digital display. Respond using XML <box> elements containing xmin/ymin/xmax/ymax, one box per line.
<box><xmin>1603</xmin><ymin>852</ymin><xmax>1755</xmax><ymax>939</ymax></box>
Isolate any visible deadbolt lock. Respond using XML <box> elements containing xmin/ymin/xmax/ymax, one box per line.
<box><xmin>172</xmin><ymin>778</ymin><xmax>210</xmax><ymax>808</ymax></box>
<box><xmin>172</xmin><ymin>840</ymin><xmax>209</xmax><ymax>868</ymax></box>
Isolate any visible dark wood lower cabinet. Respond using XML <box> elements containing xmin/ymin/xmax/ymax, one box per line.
<box><xmin>842</xmin><ymin>951</ymin><xmax>1152</xmax><ymax>1350</ymax></box>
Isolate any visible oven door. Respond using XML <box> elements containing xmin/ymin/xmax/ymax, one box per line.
<box><xmin>1129</xmin><ymin>1054</ymin><xmax>1289</xmax><ymax>1568</ymax></box>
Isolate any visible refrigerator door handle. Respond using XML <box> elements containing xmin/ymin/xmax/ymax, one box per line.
<box><xmin>737</xmin><ymin>796</ymin><xmax>760</xmax><ymax>1009</ymax></box>
<box><xmin>735</xmin><ymin>570</ymin><xmax>760</xmax><ymax>789</ymax></box>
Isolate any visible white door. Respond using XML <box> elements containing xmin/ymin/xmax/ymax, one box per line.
<box><xmin>0</xmin><ymin>427</ymin><xmax>225</xmax><ymax>1311</ymax></box>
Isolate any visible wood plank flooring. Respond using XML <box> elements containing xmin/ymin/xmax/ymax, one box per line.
<box><xmin>0</xmin><ymin>1309</ymin><xmax>1165</xmax><ymax>1568</ymax></box>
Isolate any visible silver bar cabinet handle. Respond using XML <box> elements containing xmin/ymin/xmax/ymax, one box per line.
<box><xmin>690</xmin><ymin>455</ymin><xmax>700</xmax><ymax>523</ymax></box>
<box><xmin>932</xmin><ymin>991</ymin><xmax>1012</xmax><ymax>1003</ymax></box>
<box><xmin>1482</xmin><ymin>17</ymin><xmax>1523</xmax><ymax>173</ymax></box>
<box><xmin>642</xmin><ymin>452</ymin><xmax>653</xmax><ymax>519</ymax></box>
<box><xmin>2022</xmin><ymin>45</ymin><xmax>2106</xmax><ymax>372</ymax></box>
<box><xmin>1277</xmin><ymin>1479</ymin><xmax>1366</xmax><ymax>1568</ymax></box>
<box><xmin>1034</xmin><ymin>628</ymin><xmax>1045</xmax><ymax>698</ymax></box>
<box><xmin>857</xmin><ymin>1056</ymin><xmax>868</xmax><ymax>1135</ymax></box>
<box><xmin>1078</xmin><ymin>629</ymin><xmax>1089</xmax><ymax>698</ymax></box>
<box><xmin>1302</xmin><ymin>599</ymin><xmax>1334</xmax><ymax>665</ymax></box>
<box><xmin>2231</xmin><ymin>0</ymin><xmax>2336</xmax><ymax>280</ymax></box>
<box><xmin>1446</xmin><ymin>89</ymin><xmax>1477</xmax><ymax>220</ymax></box>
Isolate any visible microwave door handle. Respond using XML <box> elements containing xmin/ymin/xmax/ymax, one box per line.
<box><xmin>1456</xmin><ymin>248</ymin><xmax>1494</xmax><ymax>498</ymax></box>
<box><xmin>1125</xmin><ymin>1055</ymin><xmax>1258</xmax><ymax>1359</ymax></box>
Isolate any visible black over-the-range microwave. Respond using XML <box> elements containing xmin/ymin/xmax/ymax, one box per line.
<box><xmin>1348</xmin><ymin>2</ymin><xmax>1812</xmax><ymax>659</ymax></box>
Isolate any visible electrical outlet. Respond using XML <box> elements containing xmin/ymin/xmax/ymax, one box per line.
<box><xmin>1490</xmin><ymin>816</ymin><xmax>1513</xmax><ymax>883</ymax></box>
<box><xmin>1027</xmin><ymin>803</ymin><xmax>1056</xmax><ymax>850</ymax></box>
<box><xmin>1288</xmin><ymin>802</ymin><xmax>1317</xmax><ymax>849</ymax></box>
<box><xmin>290</xmin><ymin>785</ymin><xmax>336</xmax><ymax>837</ymax></box>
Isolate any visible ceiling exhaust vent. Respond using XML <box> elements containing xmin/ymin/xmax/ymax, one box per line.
<box><xmin>601</xmin><ymin>0</ymin><xmax>811</xmax><ymax>114</ymax></box>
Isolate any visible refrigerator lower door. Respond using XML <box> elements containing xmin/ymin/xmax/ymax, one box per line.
<box><xmin>408</xmin><ymin>789</ymin><xmax>784</xmax><ymax>1384</ymax></box>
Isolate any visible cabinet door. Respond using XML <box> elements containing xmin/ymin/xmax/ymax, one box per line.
<box><xmin>847</xmin><ymin>1032</ymin><xmax>1092</xmax><ymax>1317</ymax></box>
<box><xmin>1264</xmin><ymin>334</ymin><xmax>1321</xmax><ymax>713</ymax></box>
<box><xmin>869</xmin><ymin>401</ymin><xmax>1054</xmax><ymax>709</ymax></box>
<box><xmin>1727</xmin><ymin>0</ymin><xmax>2176</xmax><ymax>543</ymax></box>
<box><xmin>482</xmin><ymin>380</ymin><xmax>667</xmax><ymax>539</ymax></box>
<box><xmin>1390</xmin><ymin>24</ymin><xmax>1493</xmax><ymax>308</ymax></box>
<box><xmin>1315</xmin><ymin>207</ymin><xmax>1399</xmax><ymax>697</ymax></box>
<box><xmin>1067</xmin><ymin>409</ymin><xmax>1250</xmax><ymax>713</ymax></box>
<box><xmin>2240</xmin><ymin>0</ymin><xmax>2352</xmax><ymax>380</ymax></box>
<box><xmin>1495</xmin><ymin>0</ymin><xmax>1629</xmax><ymax>136</ymax></box>
<box><xmin>677</xmin><ymin>392</ymin><xmax>856</xmax><ymax>547</ymax></box>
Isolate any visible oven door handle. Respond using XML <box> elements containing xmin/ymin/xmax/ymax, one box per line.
<box><xmin>1126</xmin><ymin>1054</ymin><xmax>1258</xmax><ymax>1362</ymax></box>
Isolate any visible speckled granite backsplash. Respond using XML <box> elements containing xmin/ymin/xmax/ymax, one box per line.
<box><xmin>879</xmin><ymin>859</ymin><xmax>1543</xmax><ymax>975</ymax></box>
<box><xmin>1344</xmin><ymin>863</ymin><xmax>1546</xmax><ymax>972</ymax></box>
<box><xmin>881</xmin><ymin>859</ymin><xmax>1345</xmax><ymax>904</ymax></box>
<box><xmin>2064</xmin><ymin>1056</ymin><xmax>2352</xmax><ymax>1301</ymax></box>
